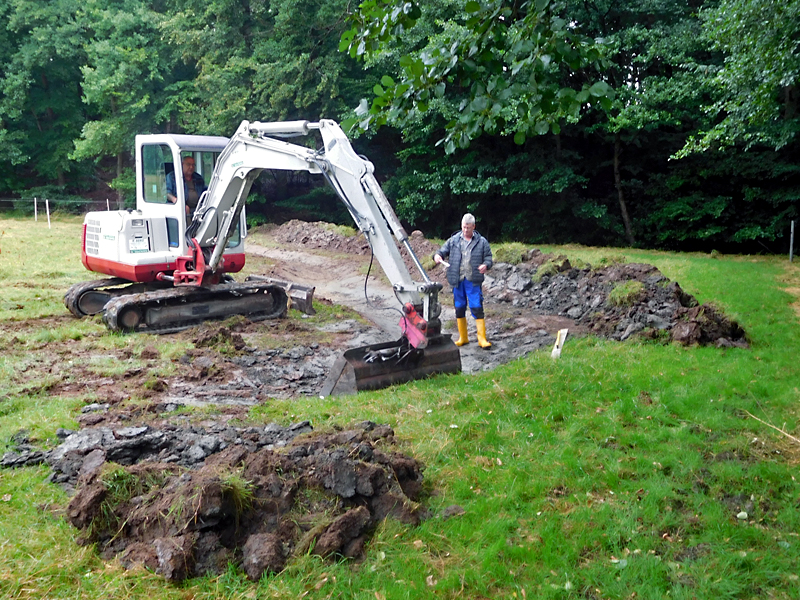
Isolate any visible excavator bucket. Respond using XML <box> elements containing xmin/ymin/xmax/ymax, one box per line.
<box><xmin>245</xmin><ymin>275</ymin><xmax>316</xmax><ymax>315</ymax></box>
<box><xmin>320</xmin><ymin>336</ymin><xmax>461</xmax><ymax>396</ymax></box>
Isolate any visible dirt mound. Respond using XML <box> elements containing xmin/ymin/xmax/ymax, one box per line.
<box><xmin>486</xmin><ymin>252</ymin><xmax>747</xmax><ymax>347</ymax></box>
<box><xmin>271</xmin><ymin>220</ymin><xmax>372</xmax><ymax>255</ymax></box>
<box><xmin>43</xmin><ymin>420</ymin><xmax>425</xmax><ymax>581</ymax></box>
<box><xmin>270</xmin><ymin>220</ymin><xmax>444</xmax><ymax>282</ymax></box>
<box><xmin>402</xmin><ymin>229</ymin><xmax>444</xmax><ymax>279</ymax></box>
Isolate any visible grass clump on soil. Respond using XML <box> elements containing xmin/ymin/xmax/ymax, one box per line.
<box><xmin>607</xmin><ymin>280</ymin><xmax>646</xmax><ymax>306</ymax></box>
<box><xmin>319</xmin><ymin>222</ymin><xmax>358</xmax><ymax>238</ymax></box>
<box><xmin>219</xmin><ymin>468</ymin><xmax>255</xmax><ymax>517</ymax></box>
<box><xmin>1</xmin><ymin>215</ymin><xmax>800</xmax><ymax>599</ymax></box>
<box><xmin>532</xmin><ymin>255</ymin><xmax>572</xmax><ymax>282</ymax></box>
<box><xmin>93</xmin><ymin>464</ymin><xmax>173</xmax><ymax>537</ymax></box>
<box><xmin>493</xmin><ymin>242</ymin><xmax>529</xmax><ymax>265</ymax></box>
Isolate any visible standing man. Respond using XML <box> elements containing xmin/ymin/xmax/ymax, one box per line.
<box><xmin>166</xmin><ymin>156</ymin><xmax>206</xmax><ymax>215</ymax></box>
<box><xmin>434</xmin><ymin>213</ymin><xmax>493</xmax><ymax>348</ymax></box>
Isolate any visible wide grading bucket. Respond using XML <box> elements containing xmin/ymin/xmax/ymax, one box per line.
<box><xmin>320</xmin><ymin>335</ymin><xmax>461</xmax><ymax>396</ymax></box>
<box><xmin>245</xmin><ymin>275</ymin><xmax>316</xmax><ymax>315</ymax></box>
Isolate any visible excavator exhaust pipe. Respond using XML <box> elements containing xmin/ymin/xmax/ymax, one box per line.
<box><xmin>320</xmin><ymin>335</ymin><xmax>461</xmax><ymax>396</ymax></box>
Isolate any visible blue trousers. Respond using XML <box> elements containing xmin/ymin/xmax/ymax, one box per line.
<box><xmin>453</xmin><ymin>279</ymin><xmax>484</xmax><ymax>320</ymax></box>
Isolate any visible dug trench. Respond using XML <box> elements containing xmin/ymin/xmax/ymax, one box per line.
<box><xmin>1</xmin><ymin>221</ymin><xmax>748</xmax><ymax>581</ymax></box>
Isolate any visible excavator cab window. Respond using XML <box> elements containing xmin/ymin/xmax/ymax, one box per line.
<box><xmin>141</xmin><ymin>144</ymin><xmax>173</xmax><ymax>204</ymax></box>
<box><xmin>166</xmin><ymin>217</ymin><xmax>179</xmax><ymax>248</ymax></box>
<box><xmin>227</xmin><ymin>220</ymin><xmax>241</xmax><ymax>248</ymax></box>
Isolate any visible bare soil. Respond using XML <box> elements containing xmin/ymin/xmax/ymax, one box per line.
<box><xmin>1</xmin><ymin>220</ymin><xmax>748</xmax><ymax>581</ymax></box>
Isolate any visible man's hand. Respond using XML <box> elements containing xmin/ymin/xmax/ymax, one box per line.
<box><xmin>478</xmin><ymin>264</ymin><xmax>487</xmax><ymax>274</ymax></box>
<box><xmin>434</xmin><ymin>254</ymin><xmax>443</xmax><ymax>264</ymax></box>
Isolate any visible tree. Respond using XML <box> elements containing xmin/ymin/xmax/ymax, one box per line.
<box><xmin>572</xmin><ymin>0</ymin><xmax>715</xmax><ymax>246</ymax></box>
<box><xmin>678</xmin><ymin>0</ymin><xmax>800</xmax><ymax>155</ymax></box>
<box><xmin>72</xmin><ymin>0</ymin><xmax>182</xmax><ymax>206</ymax></box>
<box><xmin>160</xmin><ymin>0</ymin><xmax>368</xmax><ymax>134</ymax></box>
<box><xmin>341</xmin><ymin>0</ymin><xmax>614</xmax><ymax>152</ymax></box>
<box><xmin>0</xmin><ymin>0</ymin><xmax>89</xmax><ymax>190</ymax></box>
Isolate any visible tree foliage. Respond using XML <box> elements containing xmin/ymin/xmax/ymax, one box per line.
<box><xmin>341</xmin><ymin>0</ymin><xmax>614</xmax><ymax>152</ymax></box>
<box><xmin>678</xmin><ymin>0</ymin><xmax>800</xmax><ymax>154</ymax></box>
<box><xmin>0</xmin><ymin>0</ymin><xmax>88</xmax><ymax>190</ymax></box>
<box><xmin>0</xmin><ymin>0</ymin><xmax>797</xmax><ymax>252</ymax></box>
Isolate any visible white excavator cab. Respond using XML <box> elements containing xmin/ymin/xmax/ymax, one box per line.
<box><xmin>135</xmin><ymin>133</ymin><xmax>245</xmax><ymax>261</ymax></box>
<box><xmin>79</xmin><ymin>134</ymin><xmax>247</xmax><ymax>285</ymax></box>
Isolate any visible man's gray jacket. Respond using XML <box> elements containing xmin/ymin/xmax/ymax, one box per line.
<box><xmin>435</xmin><ymin>231</ymin><xmax>493</xmax><ymax>287</ymax></box>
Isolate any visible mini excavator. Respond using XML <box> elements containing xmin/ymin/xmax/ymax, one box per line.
<box><xmin>65</xmin><ymin>119</ymin><xmax>461</xmax><ymax>394</ymax></box>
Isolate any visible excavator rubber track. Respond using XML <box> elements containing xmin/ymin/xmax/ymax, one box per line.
<box><xmin>64</xmin><ymin>278</ymin><xmax>171</xmax><ymax>318</ymax></box>
<box><xmin>102</xmin><ymin>281</ymin><xmax>289</xmax><ymax>334</ymax></box>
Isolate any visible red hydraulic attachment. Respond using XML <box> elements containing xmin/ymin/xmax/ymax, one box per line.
<box><xmin>164</xmin><ymin>238</ymin><xmax>221</xmax><ymax>287</ymax></box>
<box><xmin>399</xmin><ymin>302</ymin><xmax>428</xmax><ymax>349</ymax></box>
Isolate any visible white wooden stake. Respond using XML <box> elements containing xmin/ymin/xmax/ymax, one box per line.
<box><xmin>551</xmin><ymin>328</ymin><xmax>569</xmax><ymax>358</ymax></box>
<box><xmin>46</xmin><ymin>198</ymin><xmax>51</xmax><ymax>229</ymax></box>
<box><xmin>34</xmin><ymin>197</ymin><xmax>38</xmax><ymax>222</ymax></box>
<box><xmin>106</xmin><ymin>198</ymin><xmax>110</xmax><ymax>211</ymax></box>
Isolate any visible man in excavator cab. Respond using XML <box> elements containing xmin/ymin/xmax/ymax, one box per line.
<box><xmin>166</xmin><ymin>155</ymin><xmax>206</xmax><ymax>215</ymax></box>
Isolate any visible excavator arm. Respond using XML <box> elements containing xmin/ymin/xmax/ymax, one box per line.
<box><xmin>164</xmin><ymin>118</ymin><xmax>459</xmax><ymax>394</ymax></box>
<box><xmin>185</xmin><ymin>120</ymin><xmax>443</xmax><ymax>331</ymax></box>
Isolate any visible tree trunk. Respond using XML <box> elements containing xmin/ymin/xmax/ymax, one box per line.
<box><xmin>786</xmin><ymin>85</ymin><xmax>797</xmax><ymax>120</ymax></box>
<box><xmin>614</xmin><ymin>131</ymin><xmax>635</xmax><ymax>246</ymax></box>
<box><xmin>116</xmin><ymin>152</ymin><xmax>124</xmax><ymax>209</ymax></box>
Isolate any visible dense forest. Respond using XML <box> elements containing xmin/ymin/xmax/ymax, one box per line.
<box><xmin>0</xmin><ymin>0</ymin><xmax>798</xmax><ymax>251</ymax></box>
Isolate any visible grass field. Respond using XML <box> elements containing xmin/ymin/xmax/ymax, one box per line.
<box><xmin>1</xmin><ymin>213</ymin><xmax>799</xmax><ymax>599</ymax></box>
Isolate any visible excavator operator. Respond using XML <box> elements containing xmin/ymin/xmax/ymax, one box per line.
<box><xmin>166</xmin><ymin>156</ymin><xmax>206</xmax><ymax>215</ymax></box>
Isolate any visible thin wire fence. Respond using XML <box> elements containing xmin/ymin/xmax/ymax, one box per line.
<box><xmin>0</xmin><ymin>197</ymin><xmax>122</xmax><ymax>229</ymax></box>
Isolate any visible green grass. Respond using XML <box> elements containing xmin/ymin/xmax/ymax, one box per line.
<box><xmin>1</xmin><ymin>215</ymin><xmax>800</xmax><ymax>599</ymax></box>
<box><xmin>607</xmin><ymin>280</ymin><xmax>645</xmax><ymax>306</ymax></box>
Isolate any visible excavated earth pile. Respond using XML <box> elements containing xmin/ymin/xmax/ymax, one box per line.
<box><xmin>39</xmin><ymin>420</ymin><xmax>424</xmax><ymax>581</ymax></box>
<box><xmin>485</xmin><ymin>250</ymin><xmax>748</xmax><ymax>347</ymax></box>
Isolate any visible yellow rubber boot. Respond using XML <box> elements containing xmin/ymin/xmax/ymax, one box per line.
<box><xmin>454</xmin><ymin>317</ymin><xmax>470</xmax><ymax>346</ymax></box>
<box><xmin>476</xmin><ymin>319</ymin><xmax>492</xmax><ymax>349</ymax></box>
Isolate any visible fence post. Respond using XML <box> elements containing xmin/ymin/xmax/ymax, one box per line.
<box><xmin>34</xmin><ymin>197</ymin><xmax>38</xmax><ymax>222</ymax></box>
<box><xmin>106</xmin><ymin>198</ymin><xmax>110</xmax><ymax>211</ymax></box>
<box><xmin>45</xmin><ymin>198</ymin><xmax>51</xmax><ymax>229</ymax></box>
<box><xmin>791</xmin><ymin>221</ymin><xmax>795</xmax><ymax>263</ymax></box>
